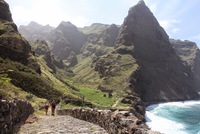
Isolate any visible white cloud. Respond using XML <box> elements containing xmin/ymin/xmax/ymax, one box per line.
<box><xmin>12</xmin><ymin>6</ymin><xmax>31</xmax><ymax>25</ymax></box>
<box><xmin>171</xmin><ymin>19</ymin><xmax>181</xmax><ymax>24</ymax></box>
<box><xmin>159</xmin><ymin>20</ymin><xmax>171</xmax><ymax>29</ymax></box>
<box><xmin>71</xmin><ymin>16</ymin><xmax>90</xmax><ymax>28</ymax></box>
<box><xmin>29</xmin><ymin>0</ymin><xmax>69</xmax><ymax>27</ymax></box>
<box><xmin>149</xmin><ymin>3</ymin><xmax>157</xmax><ymax>14</ymax></box>
<box><xmin>159</xmin><ymin>19</ymin><xmax>181</xmax><ymax>34</ymax></box>
<box><xmin>159</xmin><ymin>19</ymin><xmax>180</xmax><ymax>30</ymax></box>
<box><xmin>172</xmin><ymin>28</ymin><xmax>180</xmax><ymax>33</ymax></box>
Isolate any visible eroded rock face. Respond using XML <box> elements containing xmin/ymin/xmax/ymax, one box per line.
<box><xmin>48</xmin><ymin>21</ymin><xmax>87</xmax><ymax>60</ymax></box>
<box><xmin>0</xmin><ymin>0</ymin><xmax>32</xmax><ymax>65</ymax></box>
<box><xmin>82</xmin><ymin>23</ymin><xmax>120</xmax><ymax>47</ymax></box>
<box><xmin>171</xmin><ymin>39</ymin><xmax>200</xmax><ymax>91</ymax></box>
<box><xmin>116</xmin><ymin>0</ymin><xmax>199</xmax><ymax>102</ymax></box>
<box><xmin>32</xmin><ymin>40</ymin><xmax>66</xmax><ymax>73</ymax></box>
<box><xmin>0</xmin><ymin>0</ymin><xmax>12</xmax><ymax>22</ymax></box>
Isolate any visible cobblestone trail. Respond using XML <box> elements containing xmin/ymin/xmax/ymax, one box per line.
<box><xmin>18</xmin><ymin>115</ymin><xmax>108</xmax><ymax>134</ymax></box>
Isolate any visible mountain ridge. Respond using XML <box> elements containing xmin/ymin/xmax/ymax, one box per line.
<box><xmin>18</xmin><ymin>1</ymin><xmax>200</xmax><ymax>104</ymax></box>
<box><xmin>116</xmin><ymin>0</ymin><xmax>199</xmax><ymax>102</ymax></box>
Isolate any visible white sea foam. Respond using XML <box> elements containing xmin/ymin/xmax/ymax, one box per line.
<box><xmin>145</xmin><ymin>100</ymin><xmax>200</xmax><ymax>134</ymax></box>
<box><xmin>146</xmin><ymin>112</ymin><xmax>186</xmax><ymax>134</ymax></box>
<box><xmin>154</xmin><ymin>100</ymin><xmax>200</xmax><ymax>108</ymax></box>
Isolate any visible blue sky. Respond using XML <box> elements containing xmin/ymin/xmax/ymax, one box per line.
<box><xmin>6</xmin><ymin>0</ymin><xmax>200</xmax><ymax>46</ymax></box>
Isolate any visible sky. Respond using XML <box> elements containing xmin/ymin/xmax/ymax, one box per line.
<box><xmin>5</xmin><ymin>0</ymin><xmax>200</xmax><ymax>46</ymax></box>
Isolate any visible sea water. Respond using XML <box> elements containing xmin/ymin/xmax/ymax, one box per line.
<box><xmin>145</xmin><ymin>101</ymin><xmax>200</xmax><ymax>134</ymax></box>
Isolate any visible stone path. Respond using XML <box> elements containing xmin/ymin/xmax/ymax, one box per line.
<box><xmin>18</xmin><ymin>115</ymin><xmax>108</xmax><ymax>134</ymax></box>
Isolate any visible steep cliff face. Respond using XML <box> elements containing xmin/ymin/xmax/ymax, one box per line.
<box><xmin>116</xmin><ymin>0</ymin><xmax>199</xmax><ymax>102</ymax></box>
<box><xmin>31</xmin><ymin>40</ymin><xmax>66</xmax><ymax>73</ymax></box>
<box><xmin>80</xmin><ymin>23</ymin><xmax>119</xmax><ymax>57</ymax></box>
<box><xmin>81</xmin><ymin>23</ymin><xmax>120</xmax><ymax>47</ymax></box>
<box><xmin>0</xmin><ymin>0</ymin><xmax>12</xmax><ymax>21</ymax></box>
<box><xmin>171</xmin><ymin>39</ymin><xmax>200</xmax><ymax>91</ymax></box>
<box><xmin>0</xmin><ymin>0</ymin><xmax>37</xmax><ymax>68</ymax></box>
<box><xmin>0</xmin><ymin>0</ymin><xmax>67</xmax><ymax>100</ymax></box>
<box><xmin>48</xmin><ymin>21</ymin><xmax>87</xmax><ymax>60</ymax></box>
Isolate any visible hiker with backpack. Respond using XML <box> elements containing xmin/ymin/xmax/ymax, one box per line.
<box><xmin>51</xmin><ymin>100</ymin><xmax>57</xmax><ymax>116</ymax></box>
<box><xmin>44</xmin><ymin>102</ymin><xmax>49</xmax><ymax>115</ymax></box>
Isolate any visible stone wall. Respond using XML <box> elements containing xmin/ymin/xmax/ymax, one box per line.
<box><xmin>57</xmin><ymin>108</ymin><xmax>157</xmax><ymax>134</ymax></box>
<box><xmin>0</xmin><ymin>99</ymin><xmax>34</xmax><ymax>133</ymax></box>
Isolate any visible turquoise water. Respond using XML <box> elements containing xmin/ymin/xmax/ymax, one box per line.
<box><xmin>145</xmin><ymin>101</ymin><xmax>200</xmax><ymax>134</ymax></box>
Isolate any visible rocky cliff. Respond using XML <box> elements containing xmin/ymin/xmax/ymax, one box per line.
<box><xmin>80</xmin><ymin>23</ymin><xmax>119</xmax><ymax>47</ymax></box>
<box><xmin>116</xmin><ymin>0</ymin><xmax>199</xmax><ymax>102</ymax></box>
<box><xmin>31</xmin><ymin>40</ymin><xmax>66</xmax><ymax>73</ymax></box>
<box><xmin>80</xmin><ymin>23</ymin><xmax>119</xmax><ymax>58</ymax></box>
<box><xmin>171</xmin><ymin>39</ymin><xmax>200</xmax><ymax>91</ymax></box>
<box><xmin>0</xmin><ymin>0</ymin><xmax>30</xmax><ymax>64</ymax></box>
<box><xmin>0</xmin><ymin>0</ymin><xmax>67</xmax><ymax>101</ymax></box>
<box><xmin>0</xmin><ymin>0</ymin><xmax>40</xmax><ymax>73</ymax></box>
<box><xmin>48</xmin><ymin>21</ymin><xmax>87</xmax><ymax>60</ymax></box>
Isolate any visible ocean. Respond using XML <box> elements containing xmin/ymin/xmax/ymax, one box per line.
<box><xmin>145</xmin><ymin>101</ymin><xmax>200</xmax><ymax>134</ymax></box>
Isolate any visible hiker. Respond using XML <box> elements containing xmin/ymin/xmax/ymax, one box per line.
<box><xmin>51</xmin><ymin>100</ymin><xmax>57</xmax><ymax>116</ymax></box>
<box><xmin>44</xmin><ymin>102</ymin><xmax>49</xmax><ymax>115</ymax></box>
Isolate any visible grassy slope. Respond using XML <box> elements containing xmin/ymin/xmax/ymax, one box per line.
<box><xmin>0</xmin><ymin>73</ymin><xmax>46</xmax><ymax>111</ymax></box>
<box><xmin>65</xmin><ymin>52</ymin><xmax>138</xmax><ymax>109</ymax></box>
<box><xmin>0</xmin><ymin>56</ymin><xmax>78</xmax><ymax>108</ymax></box>
<box><xmin>72</xmin><ymin>56</ymin><xmax>101</xmax><ymax>88</ymax></box>
<box><xmin>37</xmin><ymin>56</ymin><xmax>81</xmax><ymax>100</ymax></box>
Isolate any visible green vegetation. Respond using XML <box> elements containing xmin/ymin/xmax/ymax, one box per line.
<box><xmin>79</xmin><ymin>87</ymin><xmax>115</xmax><ymax>107</ymax></box>
<box><xmin>59</xmin><ymin>52</ymin><xmax>138</xmax><ymax>109</ymax></box>
<box><xmin>37</xmin><ymin>56</ymin><xmax>81</xmax><ymax>100</ymax></box>
<box><xmin>0</xmin><ymin>45</ymin><xmax>135</xmax><ymax>110</ymax></box>
<box><xmin>0</xmin><ymin>19</ymin><xmax>135</xmax><ymax>110</ymax></box>
<box><xmin>0</xmin><ymin>57</ymin><xmax>62</xmax><ymax>99</ymax></box>
<box><xmin>72</xmin><ymin>56</ymin><xmax>101</xmax><ymax>88</ymax></box>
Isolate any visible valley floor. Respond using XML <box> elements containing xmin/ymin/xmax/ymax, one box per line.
<box><xmin>18</xmin><ymin>115</ymin><xmax>107</xmax><ymax>134</ymax></box>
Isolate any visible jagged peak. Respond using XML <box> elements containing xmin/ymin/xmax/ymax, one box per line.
<box><xmin>128</xmin><ymin>0</ymin><xmax>148</xmax><ymax>15</ymax></box>
<box><xmin>57</xmin><ymin>21</ymin><xmax>76</xmax><ymax>29</ymax></box>
<box><xmin>137</xmin><ymin>0</ymin><xmax>145</xmax><ymax>5</ymax></box>
<box><xmin>60</xmin><ymin>21</ymin><xmax>73</xmax><ymax>26</ymax></box>
<box><xmin>28</xmin><ymin>21</ymin><xmax>40</xmax><ymax>26</ymax></box>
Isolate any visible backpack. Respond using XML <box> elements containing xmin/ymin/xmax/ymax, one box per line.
<box><xmin>51</xmin><ymin>102</ymin><xmax>56</xmax><ymax>109</ymax></box>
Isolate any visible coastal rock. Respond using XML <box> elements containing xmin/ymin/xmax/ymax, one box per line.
<box><xmin>116</xmin><ymin>0</ymin><xmax>199</xmax><ymax>102</ymax></box>
<box><xmin>171</xmin><ymin>39</ymin><xmax>200</xmax><ymax>91</ymax></box>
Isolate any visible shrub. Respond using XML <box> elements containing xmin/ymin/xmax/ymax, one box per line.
<box><xmin>8</xmin><ymin>71</ymin><xmax>62</xmax><ymax>100</ymax></box>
